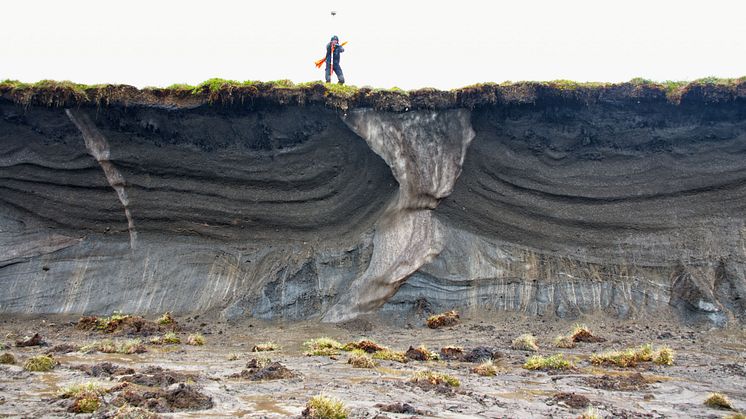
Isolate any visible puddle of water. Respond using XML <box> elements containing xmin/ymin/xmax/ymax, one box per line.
<box><xmin>494</xmin><ymin>389</ymin><xmax>555</xmax><ymax>400</ymax></box>
<box><xmin>240</xmin><ymin>395</ymin><xmax>296</xmax><ymax>416</ymax></box>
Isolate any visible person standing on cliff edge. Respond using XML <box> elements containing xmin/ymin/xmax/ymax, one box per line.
<box><xmin>325</xmin><ymin>35</ymin><xmax>345</xmax><ymax>84</ymax></box>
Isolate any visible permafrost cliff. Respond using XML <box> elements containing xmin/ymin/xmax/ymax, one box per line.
<box><xmin>1</xmin><ymin>81</ymin><xmax>745</xmax><ymax>325</ymax></box>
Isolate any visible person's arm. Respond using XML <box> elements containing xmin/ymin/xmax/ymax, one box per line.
<box><xmin>337</xmin><ymin>45</ymin><xmax>344</xmax><ymax>53</ymax></box>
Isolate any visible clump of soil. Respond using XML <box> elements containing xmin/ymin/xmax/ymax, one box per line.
<box><xmin>15</xmin><ymin>333</ymin><xmax>45</xmax><ymax>347</ymax></box>
<box><xmin>73</xmin><ymin>362</ymin><xmax>135</xmax><ymax>377</ymax></box>
<box><xmin>120</xmin><ymin>366</ymin><xmax>194</xmax><ymax>387</ymax></box>
<box><xmin>343</xmin><ymin>339</ymin><xmax>386</xmax><ymax>353</ymax></box>
<box><xmin>375</xmin><ymin>402</ymin><xmax>426</xmax><ymax>415</ymax></box>
<box><xmin>551</xmin><ymin>392</ymin><xmax>590</xmax><ymax>409</ymax></box>
<box><xmin>426</xmin><ymin>310</ymin><xmax>460</xmax><ymax>329</ymax></box>
<box><xmin>462</xmin><ymin>346</ymin><xmax>501</xmax><ymax>363</ymax></box>
<box><xmin>406</xmin><ymin>346</ymin><xmax>434</xmax><ymax>361</ymax></box>
<box><xmin>571</xmin><ymin>326</ymin><xmax>606</xmax><ymax>343</ymax></box>
<box><xmin>439</xmin><ymin>346</ymin><xmax>464</xmax><ymax>360</ymax></box>
<box><xmin>408</xmin><ymin>370</ymin><xmax>461</xmax><ymax>394</ymax></box>
<box><xmin>46</xmin><ymin>343</ymin><xmax>80</xmax><ymax>354</ymax></box>
<box><xmin>229</xmin><ymin>361</ymin><xmax>295</xmax><ymax>381</ymax></box>
<box><xmin>77</xmin><ymin>314</ymin><xmax>167</xmax><ymax>336</ymax></box>
<box><xmin>111</xmin><ymin>383</ymin><xmax>213</xmax><ymax>412</ymax></box>
<box><xmin>582</xmin><ymin>372</ymin><xmax>651</xmax><ymax>391</ymax></box>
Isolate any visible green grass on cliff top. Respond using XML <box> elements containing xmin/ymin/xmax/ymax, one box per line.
<box><xmin>1</xmin><ymin>76</ymin><xmax>744</xmax><ymax>106</ymax></box>
<box><xmin>3</xmin><ymin>76</ymin><xmax>744</xmax><ymax>94</ymax></box>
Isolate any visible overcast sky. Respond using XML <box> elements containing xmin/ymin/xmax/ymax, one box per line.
<box><xmin>1</xmin><ymin>0</ymin><xmax>744</xmax><ymax>89</ymax></box>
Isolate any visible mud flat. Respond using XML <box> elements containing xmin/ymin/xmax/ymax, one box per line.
<box><xmin>0</xmin><ymin>312</ymin><xmax>744</xmax><ymax>418</ymax></box>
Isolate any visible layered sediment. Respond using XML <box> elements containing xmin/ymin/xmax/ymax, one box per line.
<box><xmin>1</xmin><ymin>81</ymin><xmax>745</xmax><ymax>324</ymax></box>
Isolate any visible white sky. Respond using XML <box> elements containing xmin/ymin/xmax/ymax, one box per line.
<box><xmin>1</xmin><ymin>0</ymin><xmax>745</xmax><ymax>90</ymax></box>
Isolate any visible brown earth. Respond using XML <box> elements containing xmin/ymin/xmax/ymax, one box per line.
<box><xmin>1</xmin><ymin>313</ymin><xmax>744</xmax><ymax>417</ymax></box>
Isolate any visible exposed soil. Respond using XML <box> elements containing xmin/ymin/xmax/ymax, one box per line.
<box><xmin>1</xmin><ymin>313</ymin><xmax>745</xmax><ymax>418</ymax></box>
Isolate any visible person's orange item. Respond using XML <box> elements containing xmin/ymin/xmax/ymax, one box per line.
<box><xmin>315</xmin><ymin>41</ymin><xmax>347</xmax><ymax>68</ymax></box>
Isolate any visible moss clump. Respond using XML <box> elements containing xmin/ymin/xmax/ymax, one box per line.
<box><xmin>523</xmin><ymin>354</ymin><xmax>573</xmax><ymax>371</ymax></box>
<box><xmin>410</xmin><ymin>370</ymin><xmax>460</xmax><ymax>387</ymax></box>
<box><xmin>303</xmin><ymin>395</ymin><xmax>349</xmax><ymax>419</ymax></box>
<box><xmin>554</xmin><ymin>335</ymin><xmax>576</xmax><ymax>349</ymax></box>
<box><xmin>347</xmin><ymin>350</ymin><xmax>377</xmax><ymax>368</ymax></box>
<box><xmin>704</xmin><ymin>393</ymin><xmax>733</xmax><ymax>410</ymax></box>
<box><xmin>511</xmin><ymin>334</ymin><xmax>539</xmax><ymax>351</ymax></box>
<box><xmin>162</xmin><ymin>332</ymin><xmax>181</xmax><ymax>344</ymax></box>
<box><xmin>186</xmin><ymin>334</ymin><xmax>205</xmax><ymax>346</ymax></box>
<box><xmin>372</xmin><ymin>349</ymin><xmax>408</xmax><ymax>363</ymax></box>
<box><xmin>0</xmin><ymin>352</ymin><xmax>15</xmax><ymax>364</ymax></box>
<box><xmin>426</xmin><ymin>310</ymin><xmax>460</xmax><ymax>329</ymax></box>
<box><xmin>471</xmin><ymin>360</ymin><xmax>499</xmax><ymax>376</ymax></box>
<box><xmin>252</xmin><ymin>342</ymin><xmax>280</xmax><ymax>352</ymax></box>
<box><xmin>304</xmin><ymin>337</ymin><xmax>343</xmax><ymax>357</ymax></box>
<box><xmin>23</xmin><ymin>355</ymin><xmax>56</xmax><ymax>372</ymax></box>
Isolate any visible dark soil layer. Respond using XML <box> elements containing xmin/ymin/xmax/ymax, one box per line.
<box><xmin>1</xmin><ymin>79</ymin><xmax>745</xmax><ymax>325</ymax></box>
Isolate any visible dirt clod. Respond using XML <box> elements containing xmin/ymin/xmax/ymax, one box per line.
<box><xmin>15</xmin><ymin>333</ymin><xmax>45</xmax><ymax>347</ymax></box>
<box><xmin>582</xmin><ymin>372</ymin><xmax>651</xmax><ymax>391</ymax></box>
<box><xmin>111</xmin><ymin>383</ymin><xmax>213</xmax><ymax>412</ymax></box>
<box><xmin>551</xmin><ymin>392</ymin><xmax>590</xmax><ymax>409</ymax></box>
<box><xmin>74</xmin><ymin>362</ymin><xmax>135</xmax><ymax>377</ymax></box>
<box><xmin>375</xmin><ymin>402</ymin><xmax>425</xmax><ymax>414</ymax></box>
<box><xmin>230</xmin><ymin>361</ymin><xmax>295</xmax><ymax>381</ymax></box>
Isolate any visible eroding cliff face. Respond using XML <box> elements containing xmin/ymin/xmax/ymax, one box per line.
<box><xmin>323</xmin><ymin>110</ymin><xmax>474</xmax><ymax>321</ymax></box>
<box><xmin>1</xmin><ymin>91</ymin><xmax>745</xmax><ymax>325</ymax></box>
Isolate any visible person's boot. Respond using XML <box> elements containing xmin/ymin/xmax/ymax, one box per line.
<box><xmin>338</xmin><ymin>80</ymin><xmax>345</xmax><ymax>85</ymax></box>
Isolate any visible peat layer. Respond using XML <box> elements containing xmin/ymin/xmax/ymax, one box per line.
<box><xmin>1</xmin><ymin>80</ymin><xmax>745</xmax><ymax>325</ymax></box>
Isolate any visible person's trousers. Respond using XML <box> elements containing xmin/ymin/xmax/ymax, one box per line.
<box><xmin>325</xmin><ymin>62</ymin><xmax>344</xmax><ymax>83</ymax></box>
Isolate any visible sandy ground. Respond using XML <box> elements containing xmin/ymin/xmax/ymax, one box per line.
<box><xmin>1</xmin><ymin>312</ymin><xmax>745</xmax><ymax>418</ymax></box>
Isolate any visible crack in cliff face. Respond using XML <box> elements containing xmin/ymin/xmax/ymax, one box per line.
<box><xmin>323</xmin><ymin>109</ymin><xmax>475</xmax><ymax>322</ymax></box>
<box><xmin>65</xmin><ymin>109</ymin><xmax>137</xmax><ymax>249</ymax></box>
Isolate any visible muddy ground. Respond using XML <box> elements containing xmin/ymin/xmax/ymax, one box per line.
<box><xmin>1</xmin><ymin>313</ymin><xmax>744</xmax><ymax>418</ymax></box>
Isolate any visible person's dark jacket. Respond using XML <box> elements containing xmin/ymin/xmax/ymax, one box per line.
<box><xmin>325</xmin><ymin>42</ymin><xmax>344</xmax><ymax>64</ymax></box>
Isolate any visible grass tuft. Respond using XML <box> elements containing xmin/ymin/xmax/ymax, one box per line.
<box><xmin>372</xmin><ymin>349</ymin><xmax>408</xmax><ymax>363</ymax></box>
<box><xmin>410</xmin><ymin>370</ymin><xmax>460</xmax><ymax>387</ymax></box>
<box><xmin>252</xmin><ymin>342</ymin><xmax>280</xmax><ymax>352</ymax></box>
<box><xmin>304</xmin><ymin>337</ymin><xmax>343</xmax><ymax>357</ymax></box>
<box><xmin>471</xmin><ymin>359</ymin><xmax>499</xmax><ymax>376</ymax></box>
<box><xmin>304</xmin><ymin>395</ymin><xmax>349</xmax><ymax>419</ymax></box>
<box><xmin>426</xmin><ymin>310</ymin><xmax>460</xmax><ymax>329</ymax></box>
<box><xmin>347</xmin><ymin>350</ymin><xmax>377</xmax><ymax>368</ymax></box>
<box><xmin>591</xmin><ymin>344</ymin><xmax>672</xmax><ymax>368</ymax></box>
<box><xmin>0</xmin><ymin>353</ymin><xmax>15</xmax><ymax>364</ymax></box>
<box><xmin>157</xmin><ymin>312</ymin><xmax>175</xmax><ymax>325</ymax></box>
<box><xmin>163</xmin><ymin>332</ymin><xmax>181</xmax><ymax>344</ymax></box>
<box><xmin>704</xmin><ymin>393</ymin><xmax>733</xmax><ymax>410</ymax></box>
<box><xmin>653</xmin><ymin>346</ymin><xmax>675</xmax><ymax>366</ymax></box>
<box><xmin>23</xmin><ymin>355</ymin><xmax>56</xmax><ymax>372</ymax></box>
<box><xmin>523</xmin><ymin>354</ymin><xmax>573</xmax><ymax>370</ymax></box>
<box><xmin>511</xmin><ymin>334</ymin><xmax>539</xmax><ymax>351</ymax></box>
<box><xmin>554</xmin><ymin>335</ymin><xmax>576</xmax><ymax>348</ymax></box>
<box><xmin>186</xmin><ymin>334</ymin><xmax>205</xmax><ymax>346</ymax></box>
